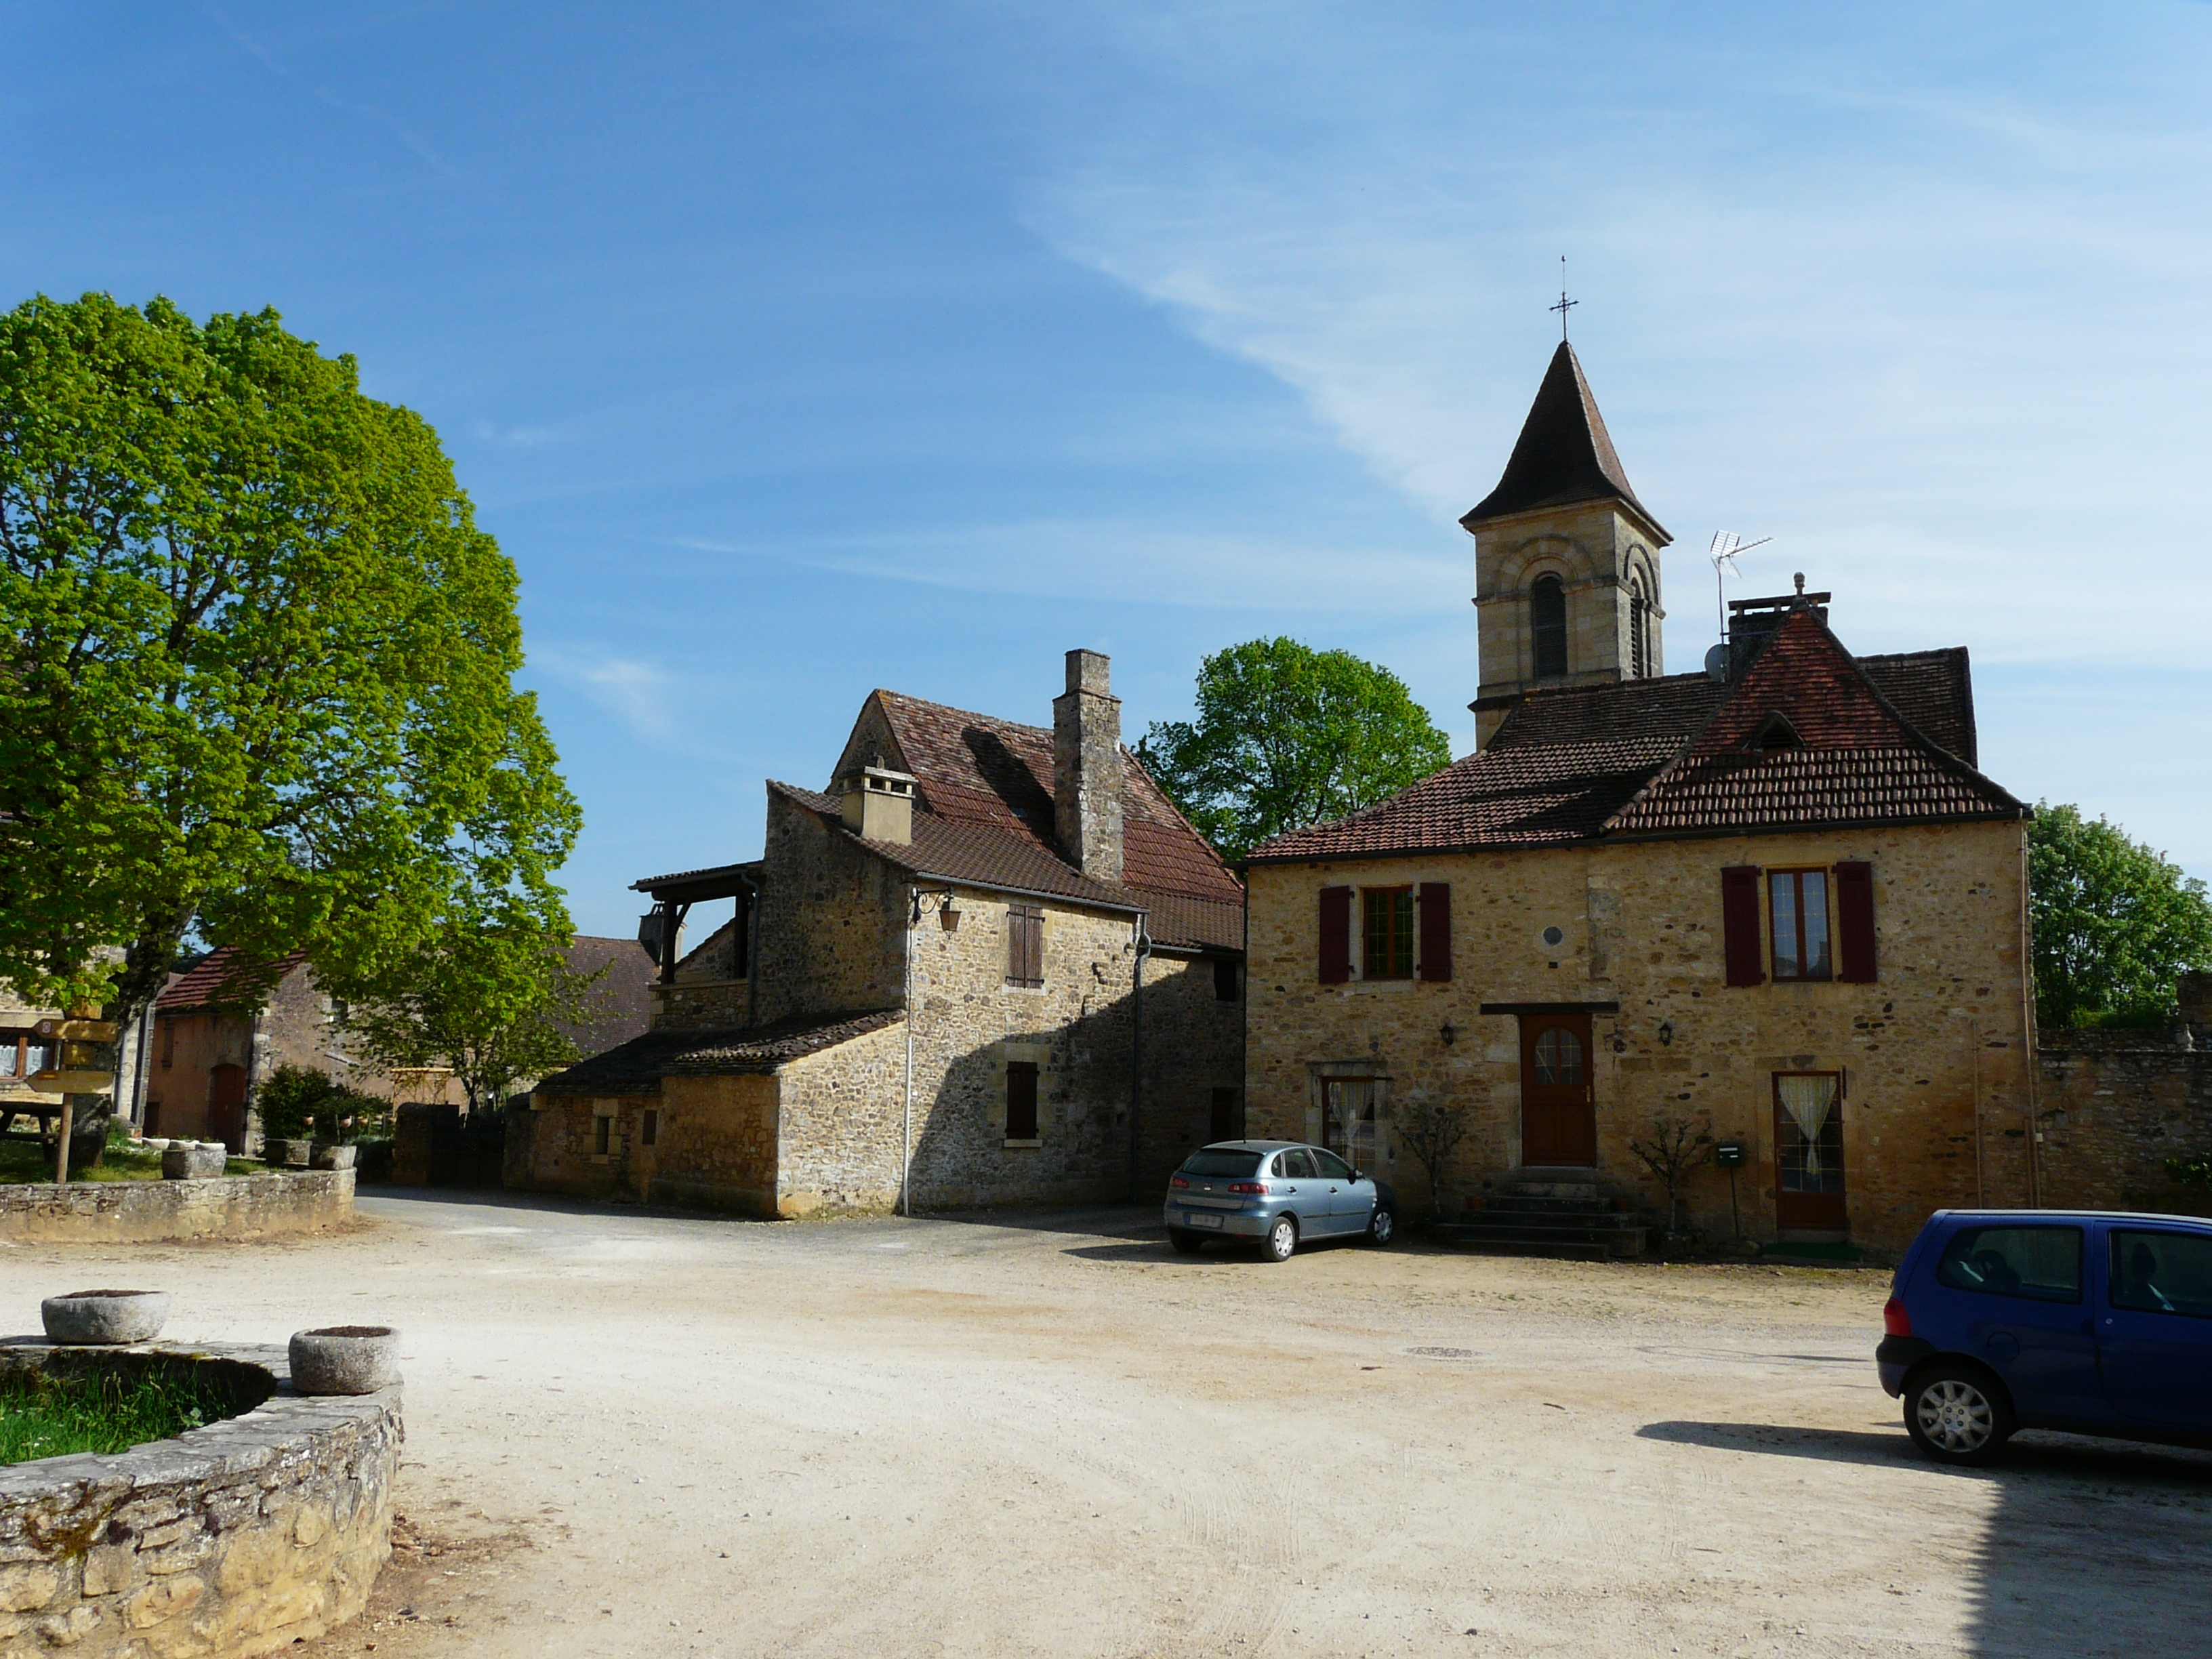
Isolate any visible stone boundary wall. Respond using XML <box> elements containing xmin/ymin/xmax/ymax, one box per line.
<box><xmin>0</xmin><ymin>1340</ymin><xmax>401</xmax><ymax>1657</ymax></box>
<box><xmin>0</xmin><ymin>1171</ymin><xmax>354</xmax><ymax>1246</ymax></box>
<box><xmin>2036</xmin><ymin>1023</ymin><xmax>2212</xmax><ymax>1216</ymax></box>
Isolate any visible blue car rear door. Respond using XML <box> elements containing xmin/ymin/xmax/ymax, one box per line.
<box><xmin>2097</xmin><ymin>1222</ymin><xmax>2212</xmax><ymax>1434</ymax></box>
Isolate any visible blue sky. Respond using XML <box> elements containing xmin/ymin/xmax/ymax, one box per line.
<box><xmin>7</xmin><ymin>3</ymin><xmax>2209</xmax><ymax>934</ymax></box>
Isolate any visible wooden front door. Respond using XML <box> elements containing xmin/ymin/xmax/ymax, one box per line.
<box><xmin>1519</xmin><ymin>1013</ymin><xmax>1595</xmax><ymax>1166</ymax></box>
<box><xmin>208</xmin><ymin>1064</ymin><xmax>247</xmax><ymax>1154</ymax></box>
<box><xmin>1774</xmin><ymin>1072</ymin><xmax>1846</xmax><ymax>1229</ymax></box>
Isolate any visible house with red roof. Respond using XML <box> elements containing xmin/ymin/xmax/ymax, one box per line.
<box><xmin>1241</xmin><ymin>343</ymin><xmax>2036</xmax><ymax>1256</ymax></box>
<box><xmin>516</xmin><ymin>649</ymin><xmax>1247</xmax><ymax>1214</ymax></box>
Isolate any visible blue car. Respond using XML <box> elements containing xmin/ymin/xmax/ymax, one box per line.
<box><xmin>1164</xmin><ymin>1140</ymin><xmax>1399</xmax><ymax>1262</ymax></box>
<box><xmin>1878</xmin><ymin>1208</ymin><xmax>2212</xmax><ymax>1465</ymax></box>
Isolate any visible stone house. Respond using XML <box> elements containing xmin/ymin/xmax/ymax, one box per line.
<box><xmin>515</xmin><ymin>649</ymin><xmax>1248</xmax><ymax>1215</ymax></box>
<box><xmin>1242</xmin><ymin>342</ymin><xmax>2036</xmax><ymax>1256</ymax></box>
<box><xmin>142</xmin><ymin>939</ymin><xmax>653</xmax><ymax>1151</ymax></box>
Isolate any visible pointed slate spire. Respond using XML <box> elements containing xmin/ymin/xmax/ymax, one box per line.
<box><xmin>1460</xmin><ymin>342</ymin><xmax>1666</xmax><ymax>538</ymax></box>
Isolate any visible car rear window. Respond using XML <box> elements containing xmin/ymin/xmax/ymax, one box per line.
<box><xmin>2110</xmin><ymin>1229</ymin><xmax>2212</xmax><ymax>1319</ymax></box>
<box><xmin>1179</xmin><ymin>1149</ymin><xmax>1263</xmax><ymax>1178</ymax></box>
<box><xmin>1935</xmin><ymin>1225</ymin><xmax>2083</xmax><ymax>1303</ymax></box>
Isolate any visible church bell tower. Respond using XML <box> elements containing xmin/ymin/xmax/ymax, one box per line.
<box><xmin>1462</xmin><ymin>342</ymin><xmax>1671</xmax><ymax>747</ymax></box>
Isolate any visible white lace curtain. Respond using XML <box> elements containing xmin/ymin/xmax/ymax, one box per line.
<box><xmin>1777</xmin><ymin>1074</ymin><xmax>1839</xmax><ymax>1177</ymax></box>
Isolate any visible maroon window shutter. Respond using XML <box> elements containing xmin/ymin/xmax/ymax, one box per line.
<box><xmin>1318</xmin><ymin>886</ymin><xmax>1352</xmax><ymax>983</ymax></box>
<box><xmin>1417</xmin><ymin>882</ymin><xmax>1452</xmax><ymax>982</ymax></box>
<box><xmin>1836</xmin><ymin>861</ymin><xmax>1877</xmax><ymax>983</ymax></box>
<box><xmin>1721</xmin><ymin>866</ymin><xmax>1765</xmax><ymax>987</ymax></box>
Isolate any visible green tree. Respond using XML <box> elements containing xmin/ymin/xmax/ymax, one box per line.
<box><xmin>1139</xmin><ymin>638</ymin><xmax>1452</xmax><ymax>860</ymax></box>
<box><xmin>2029</xmin><ymin>802</ymin><xmax>2212</xmax><ymax>1028</ymax></box>
<box><xmin>0</xmin><ymin>293</ymin><xmax>579</xmax><ymax>1035</ymax></box>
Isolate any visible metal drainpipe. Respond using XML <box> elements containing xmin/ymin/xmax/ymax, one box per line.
<box><xmin>1127</xmin><ymin>916</ymin><xmax>1151</xmax><ymax>1202</ymax></box>
<box><xmin>903</xmin><ymin>886</ymin><xmax>916</xmax><ymax>1217</ymax></box>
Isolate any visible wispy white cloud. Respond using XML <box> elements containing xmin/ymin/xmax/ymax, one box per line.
<box><xmin>668</xmin><ymin>523</ymin><xmax>1461</xmax><ymax>613</ymax></box>
<box><xmin>989</xmin><ymin>1</ymin><xmax>2212</xmax><ymax>668</ymax></box>
<box><xmin>529</xmin><ymin>648</ymin><xmax>684</xmax><ymax>746</ymax></box>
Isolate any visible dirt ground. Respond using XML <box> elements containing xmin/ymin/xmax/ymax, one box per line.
<box><xmin>5</xmin><ymin>1190</ymin><xmax>2209</xmax><ymax>1658</ymax></box>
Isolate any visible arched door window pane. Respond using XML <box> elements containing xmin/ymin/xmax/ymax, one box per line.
<box><xmin>1530</xmin><ymin>575</ymin><xmax>1568</xmax><ymax>678</ymax></box>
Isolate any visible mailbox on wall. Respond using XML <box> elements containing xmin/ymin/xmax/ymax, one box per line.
<box><xmin>1714</xmin><ymin>1141</ymin><xmax>1748</xmax><ymax>1168</ymax></box>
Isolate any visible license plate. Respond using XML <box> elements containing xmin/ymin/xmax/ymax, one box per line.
<box><xmin>1187</xmin><ymin>1212</ymin><xmax>1223</xmax><ymax>1229</ymax></box>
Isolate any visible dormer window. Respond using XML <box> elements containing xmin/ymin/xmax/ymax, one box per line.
<box><xmin>1530</xmin><ymin>575</ymin><xmax>1568</xmax><ymax>679</ymax></box>
<box><xmin>1748</xmin><ymin>713</ymin><xmax>1803</xmax><ymax>752</ymax></box>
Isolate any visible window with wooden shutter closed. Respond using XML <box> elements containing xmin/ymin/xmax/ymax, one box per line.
<box><xmin>1318</xmin><ymin>886</ymin><xmax>1352</xmax><ymax>983</ymax></box>
<box><xmin>1006</xmin><ymin>906</ymin><xmax>1044</xmax><ymax>987</ymax></box>
<box><xmin>1418</xmin><ymin>882</ymin><xmax>1452</xmax><ymax>981</ymax></box>
<box><xmin>1835</xmin><ymin>861</ymin><xmax>1877</xmax><ymax>983</ymax></box>
<box><xmin>1721</xmin><ymin>866</ymin><xmax>1765</xmax><ymax>986</ymax></box>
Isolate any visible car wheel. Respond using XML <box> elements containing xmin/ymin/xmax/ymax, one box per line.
<box><xmin>1903</xmin><ymin>1362</ymin><xmax>2014</xmax><ymax>1466</ymax></box>
<box><xmin>1168</xmin><ymin>1228</ymin><xmax>1206</xmax><ymax>1256</ymax></box>
<box><xmin>1261</xmin><ymin>1214</ymin><xmax>1298</xmax><ymax>1263</ymax></box>
<box><xmin>1367</xmin><ymin>1205</ymin><xmax>1398</xmax><ymax>1246</ymax></box>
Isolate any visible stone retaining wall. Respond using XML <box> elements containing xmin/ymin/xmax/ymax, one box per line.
<box><xmin>0</xmin><ymin>1341</ymin><xmax>400</xmax><ymax>1657</ymax></box>
<box><xmin>0</xmin><ymin>1171</ymin><xmax>354</xmax><ymax>1246</ymax></box>
<box><xmin>2036</xmin><ymin>1023</ymin><xmax>2212</xmax><ymax>1215</ymax></box>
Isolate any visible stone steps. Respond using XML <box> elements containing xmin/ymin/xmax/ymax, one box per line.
<box><xmin>1426</xmin><ymin>1168</ymin><xmax>1650</xmax><ymax>1261</ymax></box>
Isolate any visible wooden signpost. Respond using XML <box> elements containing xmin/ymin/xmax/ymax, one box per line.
<box><xmin>30</xmin><ymin>1019</ymin><xmax>119</xmax><ymax>1185</ymax></box>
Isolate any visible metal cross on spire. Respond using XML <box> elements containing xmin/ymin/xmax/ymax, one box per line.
<box><xmin>1550</xmin><ymin>255</ymin><xmax>1577</xmax><ymax>341</ymax></box>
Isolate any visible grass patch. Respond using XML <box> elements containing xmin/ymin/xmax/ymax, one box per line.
<box><xmin>0</xmin><ymin>1364</ymin><xmax>240</xmax><ymax>1465</ymax></box>
<box><xmin>0</xmin><ymin>1132</ymin><xmax>254</xmax><ymax>1185</ymax></box>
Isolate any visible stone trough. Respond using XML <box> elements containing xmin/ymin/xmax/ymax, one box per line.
<box><xmin>0</xmin><ymin>1339</ymin><xmax>401</xmax><ymax>1656</ymax></box>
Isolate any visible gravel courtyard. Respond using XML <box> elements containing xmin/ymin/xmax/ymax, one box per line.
<box><xmin>6</xmin><ymin>1191</ymin><xmax>2209</xmax><ymax>1658</ymax></box>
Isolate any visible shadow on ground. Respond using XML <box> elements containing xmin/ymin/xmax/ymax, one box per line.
<box><xmin>1643</xmin><ymin>1419</ymin><xmax>2212</xmax><ymax>1655</ymax></box>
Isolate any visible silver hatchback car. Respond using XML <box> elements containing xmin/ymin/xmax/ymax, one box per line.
<box><xmin>1164</xmin><ymin>1140</ymin><xmax>1399</xmax><ymax>1262</ymax></box>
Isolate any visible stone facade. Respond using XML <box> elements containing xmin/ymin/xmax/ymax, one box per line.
<box><xmin>1244</xmin><ymin>821</ymin><xmax>2036</xmax><ymax>1255</ymax></box>
<box><xmin>0</xmin><ymin>1170</ymin><xmax>355</xmax><ymax>1246</ymax></box>
<box><xmin>522</xmin><ymin>649</ymin><xmax>1247</xmax><ymax>1216</ymax></box>
<box><xmin>0</xmin><ymin>1342</ymin><xmax>398</xmax><ymax>1658</ymax></box>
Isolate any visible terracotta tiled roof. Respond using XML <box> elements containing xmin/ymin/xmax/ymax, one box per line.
<box><xmin>535</xmin><ymin>1008</ymin><xmax>903</xmax><ymax>1094</ymax></box>
<box><xmin>870</xmin><ymin>692</ymin><xmax>1245</xmax><ymax>909</ymax></box>
<box><xmin>771</xmin><ymin>781</ymin><xmax>1145</xmax><ymax>910</ymax></box>
<box><xmin>1249</xmin><ymin>611</ymin><xmax>2018</xmax><ymax>863</ymax></box>
<box><xmin>155</xmin><ymin>947</ymin><xmax>306</xmax><ymax>1013</ymax></box>
<box><xmin>1460</xmin><ymin>342</ymin><xmax>1666</xmax><ymax>537</ymax></box>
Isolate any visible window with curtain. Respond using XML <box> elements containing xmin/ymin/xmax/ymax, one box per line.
<box><xmin>1769</xmin><ymin>869</ymin><xmax>1832</xmax><ymax>980</ymax></box>
<box><xmin>1362</xmin><ymin>887</ymin><xmax>1414</xmax><ymax>979</ymax></box>
<box><xmin>1323</xmin><ymin>1078</ymin><xmax>1377</xmax><ymax>1166</ymax></box>
<box><xmin>1774</xmin><ymin>1073</ymin><xmax>1844</xmax><ymax>1194</ymax></box>
<box><xmin>1531</xmin><ymin>574</ymin><xmax>1568</xmax><ymax>678</ymax></box>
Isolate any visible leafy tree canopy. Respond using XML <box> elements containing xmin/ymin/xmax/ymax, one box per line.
<box><xmin>1138</xmin><ymin>638</ymin><xmax>1452</xmax><ymax>861</ymax></box>
<box><xmin>2029</xmin><ymin>802</ymin><xmax>2212</xmax><ymax>1028</ymax></box>
<box><xmin>0</xmin><ymin>293</ymin><xmax>579</xmax><ymax>1029</ymax></box>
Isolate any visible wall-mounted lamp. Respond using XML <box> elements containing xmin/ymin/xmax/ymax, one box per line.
<box><xmin>1439</xmin><ymin>1021</ymin><xmax>1456</xmax><ymax>1046</ymax></box>
<box><xmin>912</xmin><ymin>888</ymin><xmax>960</xmax><ymax>928</ymax></box>
<box><xmin>1610</xmin><ymin>1031</ymin><xmax>1627</xmax><ymax>1054</ymax></box>
<box><xmin>1658</xmin><ymin>1019</ymin><xmax>1675</xmax><ymax>1046</ymax></box>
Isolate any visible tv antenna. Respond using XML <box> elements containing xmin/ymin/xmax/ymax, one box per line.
<box><xmin>1708</xmin><ymin>531</ymin><xmax>1773</xmax><ymax>638</ymax></box>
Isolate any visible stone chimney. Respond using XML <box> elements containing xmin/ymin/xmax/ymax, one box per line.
<box><xmin>1052</xmin><ymin>649</ymin><xmax>1124</xmax><ymax>882</ymax></box>
<box><xmin>840</xmin><ymin>760</ymin><xmax>916</xmax><ymax>845</ymax></box>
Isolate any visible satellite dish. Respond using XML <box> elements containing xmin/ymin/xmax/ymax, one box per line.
<box><xmin>1704</xmin><ymin>644</ymin><xmax>1729</xmax><ymax>682</ymax></box>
